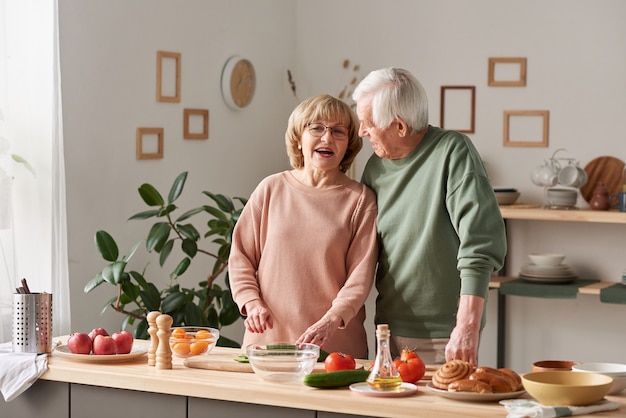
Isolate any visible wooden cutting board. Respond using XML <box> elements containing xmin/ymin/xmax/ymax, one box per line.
<box><xmin>184</xmin><ymin>352</ymin><xmax>254</xmax><ymax>372</ymax></box>
<box><xmin>580</xmin><ymin>156</ymin><xmax>625</xmax><ymax>203</ymax></box>
<box><xmin>184</xmin><ymin>353</ymin><xmax>371</xmax><ymax>373</ymax></box>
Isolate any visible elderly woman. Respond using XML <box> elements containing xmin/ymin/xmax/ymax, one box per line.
<box><xmin>229</xmin><ymin>94</ymin><xmax>378</xmax><ymax>358</ymax></box>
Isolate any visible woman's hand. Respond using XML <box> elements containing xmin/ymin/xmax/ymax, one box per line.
<box><xmin>243</xmin><ymin>300</ymin><xmax>273</xmax><ymax>333</ymax></box>
<box><xmin>295</xmin><ymin>313</ymin><xmax>342</xmax><ymax>348</ymax></box>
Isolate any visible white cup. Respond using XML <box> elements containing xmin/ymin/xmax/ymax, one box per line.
<box><xmin>558</xmin><ymin>164</ymin><xmax>583</xmax><ymax>187</ymax></box>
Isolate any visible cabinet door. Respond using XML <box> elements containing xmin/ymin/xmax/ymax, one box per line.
<box><xmin>70</xmin><ymin>384</ymin><xmax>186</xmax><ymax>418</ymax></box>
<box><xmin>188</xmin><ymin>397</ymin><xmax>315</xmax><ymax>418</ymax></box>
<box><xmin>0</xmin><ymin>380</ymin><xmax>69</xmax><ymax>418</ymax></box>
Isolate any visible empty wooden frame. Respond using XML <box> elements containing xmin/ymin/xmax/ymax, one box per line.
<box><xmin>136</xmin><ymin>127</ymin><xmax>164</xmax><ymax>159</ymax></box>
<box><xmin>440</xmin><ymin>86</ymin><xmax>476</xmax><ymax>133</ymax></box>
<box><xmin>503</xmin><ymin>110</ymin><xmax>549</xmax><ymax>147</ymax></box>
<box><xmin>157</xmin><ymin>51</ymin><xmax>181</xmax><ymax>102</ymax></box>
<box><xmin>184</xmin><ymin>108</ymin><xmax>209</xmax><ymax>140</ymax></box>
<box><xmin>488</xmin><ymin>57</ymin><xmax>527</xmax><ymax>87</ymax></box>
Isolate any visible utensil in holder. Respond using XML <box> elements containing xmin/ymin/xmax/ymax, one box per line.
<box><xmin>12</xmin><ymin>293</ymin><xmax>53</xmax><ymax>354</ymax></box>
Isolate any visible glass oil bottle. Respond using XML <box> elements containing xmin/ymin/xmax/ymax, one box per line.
<box><xmin>366</xmin><ymin>324</ymin><xmax>402</xmax><ymax>390</ymax></box>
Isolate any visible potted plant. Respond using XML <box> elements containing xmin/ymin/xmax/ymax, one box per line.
<box><xmin>84</xmin><ymin>171</ymin><xmax>247</xmax><ymax>347</ymax></box>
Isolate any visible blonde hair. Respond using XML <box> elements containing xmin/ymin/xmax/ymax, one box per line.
<box><xmin>285</xmin><ymin>94</ymin><xmax>362</xmax><ymax>173</ymax></box>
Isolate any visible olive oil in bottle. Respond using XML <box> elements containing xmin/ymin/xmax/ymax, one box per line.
<box><xmin>367</xmin><ymin>324</ymin><xmax>402</xmax><ymax>390</ymax></box>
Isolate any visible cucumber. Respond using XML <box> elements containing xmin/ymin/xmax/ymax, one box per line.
<box><xmin>303</xmin><ymin>369</ymin><xmax>370</xmax><ymax>389</ymax></box>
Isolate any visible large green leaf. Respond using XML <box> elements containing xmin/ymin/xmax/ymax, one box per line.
<box><xmin>139</xmin><ymin>283</ymin><xmax>161</xmax><ymax>311</ymax></box>
<box><xmin>204</xmin><ymin>205</ymin><xmax>228</xmax><ymax>221</ymax></box>
<box><xmin>171</xmin><ymin>257</ymin><xmax>191</xmax><ymax>278</ymax></box>
<box><xmin>95</xmin><ymin>230</ymin><xmax>119</xmax><ymax>262</ymax></box>
<box><xmin>161</xmin><ymin>292</ymin><xmax>187</xmax><ymax>313</ymax></box>
<box><xmin>128</xmin><ymin>209</ymin><xmax>161</xmax><ymax>220</ymax></box>
<box><xmin>203</xmin><ymin>192</ymin><xmax>234</xmax><ymax>212</ymax></box>
<box><xmin>138</xmin><ymin>183</ymin><xmax>164</xmax><ymax>206</ymax></box>
<box><xmin>168</xmin><ymin>172</ymin><xmax>187</xmax><ymax>204</ymax></box>
<box><xmin>177</xmin><ymin>224</ymin><xmax>200</xmax><ymax>241</ymax></box>
<box><xmin>159</xmin><ymin>239</ymin><xmax>175</xmax><ymax>267</ymax></box>
<box><xmin>146</xmin><ymin>222</ymin><xmax>171</xmax><ymax>252</ymax></box>
<box><xmin>218</xmin><ymin>290</ymin><xmax>241</xmax><ymax>326</ymax></box>
<box><xmin>84</xmin><ymin>273</ymin><xmax>105</xmax><ymax>293</ymax></box>
<box><xmin>176</xmin><ymin>206</ymin><xmax>205</xmax><ymax>222</ymax></box>
<box><xmin>181</xmin><ymin>239</ymin><xmax>197</xmax><ymax>258</ymax></box>
<box><xmin>122</xmin><ymin>240</ymin><xmax>142</xmax><ymax>262</ymax></box>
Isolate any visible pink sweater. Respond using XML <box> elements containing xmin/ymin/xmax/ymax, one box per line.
<box><xmin>229</xmin><ymin>171</ymin><xmax>378</xmax><ymax>358</ymax></box>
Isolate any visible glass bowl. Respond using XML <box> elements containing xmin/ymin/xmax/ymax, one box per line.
<box><xmin>246</xmin><ymin>343</ymin><xmax>320</xmax><ymax>383</ymax></box>
<box><xmin>169</xmin><ymin>326</ymin><xmax>219</xmax><ymax>358</ymax></box>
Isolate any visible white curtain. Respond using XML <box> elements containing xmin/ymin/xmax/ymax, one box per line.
<box><xmin>0</xmin><ymin>0</ymin><xmax>70</xmax><ymax>342</ymax></box>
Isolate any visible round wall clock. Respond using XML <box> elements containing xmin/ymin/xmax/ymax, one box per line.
<box><xmin>221</xmin><ymin>55</ymin><xmax>256</xmax><ymax>110</ymax></box>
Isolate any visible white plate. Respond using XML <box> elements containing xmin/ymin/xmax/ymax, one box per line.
<box><xmin>519</xmin><ymin>270</ymin><xmax>577</xmax><ymax>278</ymax></box>
<box><xmin>54</xmin><ymin>343</ymin><xmax>148</xmax><ymax>362</ymax></box>
<box><xmin>522</xmin><ymin>264</ymin><xmax>573</xmax><ymax>274</ymax></box>
<box><xmin>519</xmin><ymin>274</ymin><xmax>576</xmax><ymax>284</ymax></box>
<box><xmin>425</xmin><ymin>383</ymin><xmax>525</xmax><ymax>402</ymax></box>
<box><xmin>349</xmin><ymin>382</ymin><xmax>418</xmax><ymax>397</ymax></box>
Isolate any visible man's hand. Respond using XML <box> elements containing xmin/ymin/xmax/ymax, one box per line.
<box><xmin>445</xmin><ymin>294</ymin><xmax>484</xmax><ymax>366</ymax></box>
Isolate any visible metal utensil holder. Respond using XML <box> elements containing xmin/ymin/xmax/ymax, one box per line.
<box><xmin>12</xmin><ymin>293</ymin><xmax>53</xmax><ymax>353</ymax></box>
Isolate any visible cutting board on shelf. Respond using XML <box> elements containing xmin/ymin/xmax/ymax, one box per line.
<box><xmin>580</xmin><ymin>156</ymin><xmax>625</xmax><ymax>203</ymax></box>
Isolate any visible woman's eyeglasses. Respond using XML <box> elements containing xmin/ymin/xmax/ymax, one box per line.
<box><xmin>306</xmin><ymin>123</ymin><xmax>348</xmax><ymax>140</ymax></box>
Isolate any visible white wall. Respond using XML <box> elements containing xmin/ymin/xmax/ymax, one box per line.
<box><xmin>59</xmin><ymin>0</ymin><xmax>626</xmax><ymax>369</ymax></box>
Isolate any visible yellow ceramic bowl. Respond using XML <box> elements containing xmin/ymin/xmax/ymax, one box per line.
<box><xmin>521</xmin><ymin>371</ymin><xmax>613</xmax><ymax>406</ymax></box>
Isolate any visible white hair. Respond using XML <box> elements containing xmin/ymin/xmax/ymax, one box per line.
<box><xmin>352</xmin><ymin>67</ymin><xmax>429</xmax><ymax>134</ymax></box>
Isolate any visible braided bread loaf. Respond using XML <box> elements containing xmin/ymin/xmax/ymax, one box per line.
<box><xmin>431</xmin><ymin>360</ymin><xmax>474</xmax><ymax>390</ymax></box>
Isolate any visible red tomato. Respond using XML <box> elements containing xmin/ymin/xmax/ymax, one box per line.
<box><xmin>393</xmin><ymin>348</ymin><xmax>426</xmax><ymax>383</ymax></box>
<box><xmin>324</xmin><ymin>352</ymin><xmax>356</xmax><ymax>372</ymax></box>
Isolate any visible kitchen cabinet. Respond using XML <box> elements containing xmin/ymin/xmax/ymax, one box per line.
<box><xmin>71</xmin><ymin>384</ymin><xmax>186</xmax><ymax>418</ymax></box>
<box><xmin>0</xmin><ymin>380</ymin><xmax>68</xmax><ymax>418</ymax></box>
<box><xmin>494</xmin><ymin>207</ymin><xmax>626</xmax><ymax>367</ymax></box>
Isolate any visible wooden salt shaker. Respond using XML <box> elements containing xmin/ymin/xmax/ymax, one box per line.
<box><xmin>155</xmin><ymin>314</ymin><xmax>173</xmax><ymax>369</ymax></box>
<box><xmin>147</xmin><ymin>311</ymin><xmax>161</xmax><ymax>366</ymax></box>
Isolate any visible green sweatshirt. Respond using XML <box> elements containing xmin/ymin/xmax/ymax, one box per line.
<box><xmin>361</xmin><ymin>126</ymin><xmax>507</xmax><ymax>339</ymax></box>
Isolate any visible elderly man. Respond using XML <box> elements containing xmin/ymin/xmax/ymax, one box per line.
<box><xmin>352</xmin><ymin>67</ymin><xmax>506</xmax><ymax>365</ymax></box>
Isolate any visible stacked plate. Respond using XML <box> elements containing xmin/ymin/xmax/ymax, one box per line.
<box><xmin>519</xmin><ymin>263</ymin><xmax>577</xmax><ymax>284</ymax></box>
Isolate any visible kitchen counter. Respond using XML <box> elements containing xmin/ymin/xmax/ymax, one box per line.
<box><xmin>30</xmin><ymin>339</ymin><xmax>625</xmax><ymax>418</ymax></box>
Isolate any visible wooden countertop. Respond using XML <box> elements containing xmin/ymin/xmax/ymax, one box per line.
<box><xmin>41</xmin><ymin>338</ymin><xmax>625</xmax><ymax>418</ymax></box>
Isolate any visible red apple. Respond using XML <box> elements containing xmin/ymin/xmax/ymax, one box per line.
<box><xmin>111</xmin><ymin>330</ymin><xmax>134</xmax><ymax>354</ymax></box>
<box><xmin>67</xmin><ymin>332</ymin><xmax>92</xmax><ymax>354</ymax></box>
<box><xmin>88</xmin><ymin>327</ymin><xmax>109</xmax><ymax>343</ymax></box>
<box><xmin>92</xmin><ymin>334</ymin><xmax>117</xmax><ymax>355</ymax></box>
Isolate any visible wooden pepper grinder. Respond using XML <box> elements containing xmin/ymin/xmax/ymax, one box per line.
<box><xmin>590</xmin><ymin>181</ymin><xmax>610</xmax><ymax>210</ymax></box>
<box><xmin>155</xmin><ymin>314</ymin><xmax>173</xmax><ymax>369</ymax></box>
<box><xmin>147</xmin><ymin>311</ymin><xmax>161</xmax><ymax>366</ymax></box>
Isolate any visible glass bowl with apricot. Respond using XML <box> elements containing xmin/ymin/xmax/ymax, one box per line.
<box><xmin>169</xmin><ymin>326</ymin><xmax>219</xmax><ymax>358</ymax></box>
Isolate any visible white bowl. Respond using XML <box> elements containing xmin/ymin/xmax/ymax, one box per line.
<box><xmin>495</xmin><ymin>191</ymin><xmax>520</xmax><ymax>205</ymax></box>
<box><xmin>529</xmin><ymin>253</ymin><xmax>566</xmax><ymax>267</ymax></box>
<box><xmin>572</xmin><ymin>363</ymin><xmax>626</xmax><ymax>395</ymax></box>
<box><xmin>246</xmin><ymin>343</ymin><xmax>319</xmax><ymax>382</ymax></box>
<box><xmin>545</xmin><ymin>188</ymin><xmax>577</xmax><ymax>208</ymax></box>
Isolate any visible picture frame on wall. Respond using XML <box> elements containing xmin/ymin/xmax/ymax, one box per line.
<box><xmin>488</xmin><ymin>57</ymin><xmax>527</xmax><ymax>87</ymax></box>
<box><xmin>156</xmin><ymin>51</ymin><xmax>181</xmax><ymax>102</ymax></box>
<box><xmin>136</xmin><ymin>127</ymin><xmax>164</xmax><ymax>159</ymax></box>
<box><xmin>183</xmin><ymin>108</ymin><xmax>209</xmax><ymax>140</ymax></box>
<box><xmin>440</xmin><ymin>85</ymin><xmax>476</xmax><ymax>134</ymax></box>
<box><xmin>503</xmin><ymin>110</ymin><xmax>549</xmax><ymax>147</ymax></box>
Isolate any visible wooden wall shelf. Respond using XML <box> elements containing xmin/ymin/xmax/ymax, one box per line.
<box><xmin>500</xmin><ymin>206</ymin><xmax>626</xmax><ymax>224</ymax></box>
